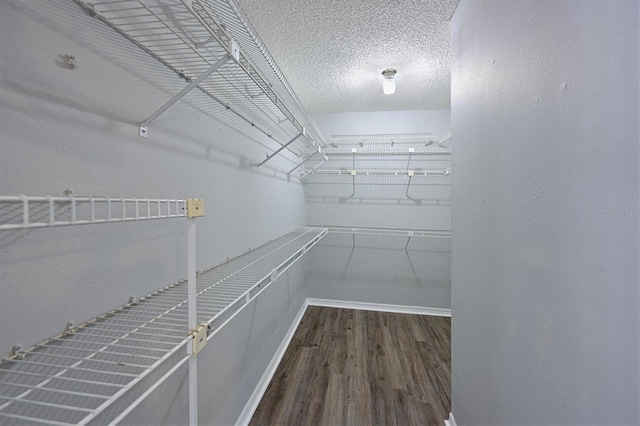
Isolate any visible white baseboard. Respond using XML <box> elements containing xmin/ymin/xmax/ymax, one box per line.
<box><xmin>306</xmin><ymin>298</ymin><xmax>451</xmax><ymax>317</ymax></box>
<box><xmin>235</xmin><ymin>301</ymin><xmax>309</xmax><ymax>426</ymax></box>
<box><xmin>236</xmin><ymin>298</ymin><xmax>450</xmax><ymax>425</ymax></box>
<box><xmin>444</xmin><ymin>412</ymin><xmax>457</xmax><ymax>426</ymax></box>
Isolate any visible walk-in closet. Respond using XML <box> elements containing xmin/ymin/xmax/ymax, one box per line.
<box><xmin>1</xmin><ymin>0</ymin><xmax>638</xmax><ymax>425</ymax></box>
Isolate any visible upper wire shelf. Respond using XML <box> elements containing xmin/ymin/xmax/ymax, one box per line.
<box><xmin>321</xmin><ymin>147</ymin><xmax>452</xmax><ymax>156</ymax></box>
<box><xmin>326</xmin><ymin>133</ymin><xmax>450</xmax><ymax>149</ymax></box>
<box><xmin>73</xmin><ymin>0</ymin><xmax>325</xmax><ymax>159</ymax></box>
<box><xmin>0</xmin><ymin>227</ymin><xmax>327</xmax><ymax>425</ymax></box>
<box><xmin>300</xmin><ymin>133</ymin><xmax>452</xmax><ymax>202</ymax></box>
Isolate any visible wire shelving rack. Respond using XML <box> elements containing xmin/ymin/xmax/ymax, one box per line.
<box><xmin>0</xmin><ymin>194</ymin><xmax>326</xmax><ymax>425</ymax></box>
<box><xmin>72</xmin><ymin>0</ymin><xmax>325</xmax><ymax>163</ymax></box>
<box><xmin>301</xmin><ymin>133</ymin><xmax>452</xmax><ymax>202</ymax></box>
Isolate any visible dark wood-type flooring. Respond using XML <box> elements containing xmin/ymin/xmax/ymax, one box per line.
<box><xmin>250</xmin><ymin>306</ymin><xmax>451</xmax><ymax>426</ymax></box>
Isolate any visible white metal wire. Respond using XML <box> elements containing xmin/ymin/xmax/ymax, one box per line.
<box><xmin>322</xmin><ymin>147</ymin><xmax>451</xmax><ymax>155</ymax></box>
<box><xmin>301</xmin><ymin>133</ymin><xmax>452</xmax><ymax>201</ymax></box>
<box><xmin>317</xmin><ymin>225</ymin><xmax>451</xmax><ymax>238</ymax></box>
<box><xmin>305</xmin><ymin>169</ymin><xmax>451</xmax><ymax>176</ymax></box>
<box><xmin>0</xmin><ymin>195</ymin><xmax>187</xmax><ymax>231</ymax></box>
<box><xmin>0</xmin><ymin>227</ymin><xmax>326</xmax><ymax>425</ymax></box>
<box><xmin>222</xmin><ymin>0</ymin><xmax>326</xmax><ymax>149</ymax></box>
<box><xmin>73</xmin><ymin>0</ymin><xmax>324</xmax><ymax>159</ymax></box>
<box><xmin>327</xmin><ymin>133</ymin><xmax>446</xmax><ymax>147</ymax></box>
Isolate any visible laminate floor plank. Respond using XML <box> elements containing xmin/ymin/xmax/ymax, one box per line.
<box><xmin>250</xmin><ymin>307</ymin><xmax>451</xmax><ymax>426</ymax></box>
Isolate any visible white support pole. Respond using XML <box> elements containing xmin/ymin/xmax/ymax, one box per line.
<box><xmin>187</xmin><ymin>218</ymin><xmax>198</xmax><ymax>426</ymax></box>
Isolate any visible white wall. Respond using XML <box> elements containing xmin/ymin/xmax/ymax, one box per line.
<box><xmin>451</xmin><ymin>1</ymin><xmax>639</xmax><ymax>425</ymax></box>
<box><xmin>0</xmin><ymin>1</ymin><xmax>308</xmax><ymax>423</ymax></box>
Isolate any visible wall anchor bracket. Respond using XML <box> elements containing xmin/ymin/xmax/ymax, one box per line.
<box><xmin>188</xmin><ymin>323</ymin><xmax>208</xmax><ymax>356</ymax></box>
<box><xmin>257</xmin><ymin>132</ymin><xmax>304</xmax><ymax>167</ymax></box>
<box><xmin>11</xmin><ymin>344</ymin><xmax>24</xmax><ymax>359</ymax></box>
<box><xmin>138</xmin><ymin>54</ymin><xmax>229</xmax><ymax>138</ymax></box>
<box><xmin>186</xmin><ymin>199</ymin><xmax>204</xmax><ymax>218</ymax></box>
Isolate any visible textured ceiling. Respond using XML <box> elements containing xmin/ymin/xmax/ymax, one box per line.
<box><xmin>236</xmin><ymin>0</ymin><xmax>459</xmax><ymax>114</ymax></box>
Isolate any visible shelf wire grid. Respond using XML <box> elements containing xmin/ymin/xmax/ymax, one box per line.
<box><xmin>301</xmin><ymin>133</ymin><xmax>452</xmax><ymax>202</ymax></box>
<box><xmin>0</xmin><ymin>227</ymin><xmax>326</xmax><ymax>425</ymax></box>
<box><xmin>205</xmin><ymin>0</ymin><xmax>326</xmax><ymax>151</ymax></box>
<box><xmin>321</xmin><ymin>147</ymin><xmax>452</xmax><ymax>156</ymax></box>
<box><xmin>302</xmin><ymin>133</ymin><xmax>451</xmax><ymax>177</ymax></box>
<box><xmin>316</xmin><ymin>225</ymin><xmax>451</xmax><ymax>239</ymax></box>
<box><xmin>74</xmin><ymin>0</ymin><xmax>322</xmax><ymax>158</ymax></box>
<box><xmin>327</xmin><ymin>133</ymin><xmax>447</xmax><ymax>148</ymax></box>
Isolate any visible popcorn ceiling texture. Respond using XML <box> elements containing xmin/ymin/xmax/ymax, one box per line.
<box><xmin>237</xmin><ymin>0</ymin><xmax>459</xmax><ymax>113</ymax></box>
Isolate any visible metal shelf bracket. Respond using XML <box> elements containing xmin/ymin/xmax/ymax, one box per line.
<box><xmin>188</xmin><ymin>323</ymin><xmax>208</xmax><ymax>356</ymax></box>
<box><xmin>287</xmin><ymin>151</ymin><xmax>324</xmax><ymax>177</ymax></box>
<box><xmin>258</xmin><ymin>131</ymin><xmax>304</xmax><ymax>167</ymax></box>
<box><xmin>139</xmin><ymin>55</ymin><xmax>230</xmax><ymax>138</ymax></box>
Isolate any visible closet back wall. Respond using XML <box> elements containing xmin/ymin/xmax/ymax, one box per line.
<box><xmin>304</xmin><ymin>111</ymin><xmax>451</xmax><ymax>309</ymax></box>
<box><xmin>309</xmin><ymin>110</ymin><xmax>451</xmax><ymax>229</ymax></box>
<box><xmin>0</xmin><ymin>0</ymin><xmax>305</xmax><ymax>381</ymax></box>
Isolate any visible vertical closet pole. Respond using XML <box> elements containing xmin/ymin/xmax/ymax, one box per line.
<box><xmin>187</xmin><ymin>216</ymin><xmax>198</xmax><ymax>426</ymax></box>
<box><xmin>185</xmin><ymin>198</ymin><xmax>204</xmax><ymax>426</ymax></box>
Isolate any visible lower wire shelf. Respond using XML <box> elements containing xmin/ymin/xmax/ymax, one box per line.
<box><xmin>0</xmin><ymin>227</ymin><xmax>327</xmax><ymax>425</ymax></box>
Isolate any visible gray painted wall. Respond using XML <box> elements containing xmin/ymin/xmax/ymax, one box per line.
<box><xmin>451</xmin><ymin>1</ymin><xmax>639</xmax><ymax>425</ymax></box>
<box><xmin>312</xmin><ymin>110</ymin><xmax>451</xmax><ymax>139</ymax></box>
<box><xmin>0</xmin><ymin>1</ymin><xmax>308</xmax><ymax>424</ymax></box>
<box><xmin>306</xmin><ymin>232</ymin><xmax>450</xmax><ymax>309</ymax></box>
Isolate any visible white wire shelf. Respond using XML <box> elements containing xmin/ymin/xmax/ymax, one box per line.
<box><xmin>304</xmin><ymin>169</ymin><xmax>451</xmax><ymax>177</ymax></box>
<box><xmin>209</xmin><ymin>0</ymin><xmax>326</xmax><ymax>152</ymax></box>
<box><xmin>0</xmin><ymin>227</ymin><xmax>327</xmax><ymax>425</ymax></box>
<box><xmin>0</xmin><ymin>195</ymin><xmax>187</xmax><ymax>231</ymax></box>
<box><xmin>300</xmin><ymin>133</ymin><xmax>452</xmax><ymax>201</ymax></box>
<box><xmin>326</xmin><ymin>133</ymin><xmax>449</xmax><ymax>148</ymax></box>
<box><xmin>322</xmin><ymin>147</ymin><xmax>451</xmax><ymax>156</ymax></box>
<box><xmin>316</xmin><ymin>225</ymin><xmax>451</xmax><ymax>238</ymax></box>
<box><xmin>73</xmin><ymin>0</ymin><xmax>324</xmax><ymax>159</ymax></box>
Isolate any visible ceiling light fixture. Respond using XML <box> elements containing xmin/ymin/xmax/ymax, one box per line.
<box><xmin>382</xmin><ymin>69</ymin><xmax>397</xmax><ymax>95</ymax></box>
